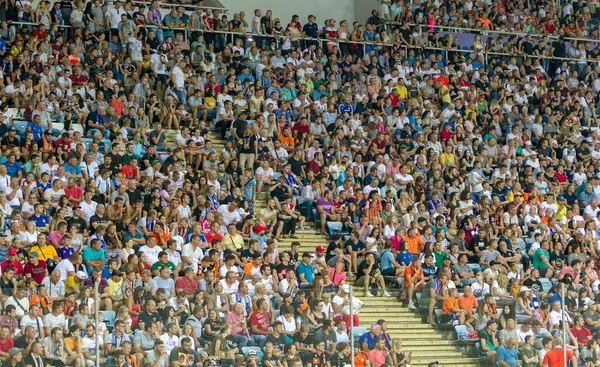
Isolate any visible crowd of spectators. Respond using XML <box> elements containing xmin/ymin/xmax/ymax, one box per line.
<box><xmin>0</xmin><ymin>0</ymin><xmax>598</xmax><ymax>367</ymax></box>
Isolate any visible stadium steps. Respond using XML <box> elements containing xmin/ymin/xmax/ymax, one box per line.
<box><xmin>186</xmin><ymin>129</ymin><xmax>480</xmax><ymax>367</ymax></box>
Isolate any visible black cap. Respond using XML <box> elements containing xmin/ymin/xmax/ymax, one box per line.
<box><xmin>302</xmin><ymin>252</ymin><xmax>312</xmax><ymax>258</ymax></box>
<box><xmin>489</xmin><ymin>260</ymin><xmax>499</xmax><ymax>266</ymax></box>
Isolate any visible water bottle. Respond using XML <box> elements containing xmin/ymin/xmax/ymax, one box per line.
<box><xmin>531</xmin><ymin>294</ymin><xmax>540</xmax><ymax>310</ymax></box>
<box><xmin>452</xmin><ymin>313</ymin><xmax>459</xmax><ymax>326</ymax></box>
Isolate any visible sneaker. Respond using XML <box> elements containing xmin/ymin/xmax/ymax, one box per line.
<box><xmin>347</xmin><ymin>271</ymin><xmax>354</xmax><ymax>277</ymax></box>
<box><xmin>382</xmin><ymin>291</ymin><xmax>392</xmax><ymax>297</ymax></box>
<box><xmin>297</xmin><ymin>226</ymin><xmax>306</xmax><ymax>230</ymax></box>
<box><xmin>365</xmin><ymin>291</ymin><xmax>374</xmax><ymax>297</ymax></box>
<box><xmin>408</xmin><ymin>301</ymin><xmax>416</xmax><ymax>310</ymax></box>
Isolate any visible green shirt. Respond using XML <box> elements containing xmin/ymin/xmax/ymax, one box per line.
<box><xmin>532</xmin><ymin>248</ymin><xmax>549</xmax><ymax>269</ymax></box>
<box><xmin>518</xmin><ymin>345</ymin><xmax>537</xmax><ymax>367</ymax></box>
<box><xmin>150</xmin><ymin>261</ymin><xmax>176</xmax><ymax>273</ymax></box>
<box><xmin>434</xmin><ymin>251</ymin><xmax>447</xmax><ymax>268</ymax></box>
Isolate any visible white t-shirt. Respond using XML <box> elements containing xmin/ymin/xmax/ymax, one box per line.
<box><xmin>54</xmin><ymin>259</ymin><xmax>75</xmax><ymax>281</ymax></box>
<box><xmin>181</xmin><ymin>243</ymin><xmax>204</xmax><ymax>272</ymax></box>
<box><xmin>139</xmin><ymin>244</ymin><xmax>162</xmax><ymax>265</ymax></box>
<box><xmin>171</xmin><ymin>66</ymin><xmax>185</xmax><ymax>88</ymax></box>
<box><xmin>80</xmin><ymin>201</ymin><xmax>98</xmax><ymax>222</ymax></box>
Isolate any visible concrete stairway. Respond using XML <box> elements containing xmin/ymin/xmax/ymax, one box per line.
<box><xmin>164</xmin><ymin>130</ymin><xmax>481</xmax><ymax>367</ymax></box>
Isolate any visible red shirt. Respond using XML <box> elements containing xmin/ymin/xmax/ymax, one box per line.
<box><xmin>570</xmin><ymin>326</ymin><xmax>591</xmax><ymax>345</ymax></box>
<box><xmin>204</xmin><ymin>232</ymin><xmax>223</xmax><ymax>246</ymax></box>
<box><xmin>249</xmin><ymin>310</ymin><xmax>271</xmax><ymax>334</ymax></box>
<box><xmin>543</xmin><ymin>348</ymin><xmax>574</xmax><ymax>367</ymax></box>
<box><xmin>70</xmin><ymin>74</ymin><xmax>87</xmax><ymax>84</ymax></box>
<box><xmin>122</xmin><ymin>165</ymin><xmax>138</xmax><ymax>179</ymax></box>
<box><xmin>0</xmin><ymin>337</ymin><xmax>13</xmax><ymax>353</ymax></box>
<box><xmin>64</xmin><ymin>186</ymin><xmax>83</xmax><ymax>206</ymax></box>
<box><xmin>174</xmin><ymin>277</ymin><xmax>199</xmax><ymax>296</ymax></box>
<box><xmin>293</xmin><ymin>122</ymin><xmax>309</xmax><ymax>134</ymax></box>
<box><xmin>24</xmin><ymin>260</ymin><xmax>47</xmax><ymax>285</ymax></box>
<box><xmin>1</xmin><ymin>260</ymin><xmax>23</xmax><ymax>276</ymax></box>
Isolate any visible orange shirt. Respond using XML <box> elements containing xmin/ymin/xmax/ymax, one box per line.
<box><xmin>354</xmin><ymin>351</ymin><xmax>369</xmax><ymax>367</ymax></box>
<box><xmin>243</xmin><ymin>261</ymin><xmax>259</xmax><ymax>276</ymax></box>
<box><xmin>29</xmin><ymin>294</ymin><xmax>53</xmax><ymax>310</ymax></box>
<box><xmin>64</xmin><ymin>336</ymin><xmax>80</xmax><ymax>353</ymax></box>
<box><xmin>403</xmin><ymin>265</ymin><xmax>423</xmax><ymax>289</ymax></box>
<box><xmin>442</xmin><ymin>296</ymin><xmax>459</xmax><ymax>315</ymax></box>
<box><xmin>458</xmin><ymin>294</ymin><xmax>478</xmax><ymax>314</ymax></box>
<box><xmin>405</xmin><ymin>236</ymin><xmax>424</xmax><ymax>254</ymax></box>
<box><xmin>110</xmin><ymin>99</ymin><xmax>125</xmax><ymax>117</ymax></box>
<box><xmin>278</xmin><ymin>134</ymin><xmax>294</xmax><ymax>148</ymax></box>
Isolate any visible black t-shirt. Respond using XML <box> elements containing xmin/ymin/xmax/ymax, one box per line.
<box><xmin>552</xmin><ymin>41</ymin><xmax>566</xmax><ymax>58</ymax></box>
<box><xmin>276</xmin><ymin>263</ymin><xmax>293</xmax><ymax>279</ymax></box>
<box><xmin>89</xmin><ymin>215</ymin><xmax>109</xmax><ymax>233</ymax></box>
<box><xmin>0</xmin><ymin>277</ymin><xmax>14</xmax><ymax>297</ymax></box>
<box><xmin>138</xmin><ymin>311</ymin><xmax>160</xmax><ymax>328</ymax></box>
<box><xmin>270</xmin><ymin>185</ymin><xmax>287</xmax><ymax>202</ymax></box>
<box><xmin>293</xmin><ymin>331</ymin><xmax>312</xmax><ymax>350</ymax></box>
<box><xmin>357</xmin><ymin>259</ymin><xmax>377</xmax><ymax>279</ymax></box>
<box><xmin>523</xmin><ymin>278</ymin><xmax>543</xmax><ymax>294</ymax></box>
<box><xmin>126</xmin><ymin>188</ymin><xmax>142</xmax><ymax>205</ymax></box>
<box><xmin>240</xmin><ymin>249</ymin><xmax>257</xmax><ymax>264</ymax></box>
<box><xmin>266</xmin><ymin>333</ymin><xmax>286</xmax><ymax>351</ymax></box>
<box><xmin>325</xmin><ymin>241</ymin><xmax>342</xmax><ymax>262</ymax></box>
<box><xmin>287</xmin><ymin>156</ymin><xmax>305</xmax><ymax>177</ymax></box>
<box><xmin>232</xmin><ymin>119</ymin><xmax>247</xmax><ymax>138</ymax></box>
<box><xmin>422</xmin><ymin>264</ymin><xmax>437</xmax><ymax>279</ymax></box>
<box><xmin>239</xmin><ymin>135</ymin><xmax>256</xmax><ymax>154</ymax></box>
<box><xmin>169</xmin><ymin>347</ymin><xmax>200</xmax><ymax>366</ymax></box>
<box><xmin>260</xmin><ymin>16</ymin><xmax>272</xmax><ymax>34</ymax></box>
<box><xmin>67</xmin><ymin>216</ymin><xmax>88</xmax><ymax>233</ymax></box>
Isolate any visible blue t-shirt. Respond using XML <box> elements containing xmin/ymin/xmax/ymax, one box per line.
<box><xmin>396</xmin><ymin>251</ymin><xmax>413</xmax><ymax>267</ymax></box>
<box><xmin>380</xmin><ymin>250</ymin><xmax>395</xmax><ymax>272</ymax></box>
<box><xmin>345</xmin><ymin>239</ymin><xmax>365</xmax><ymax>253</ymax></box>
<box><xmin>296</xmin><ymin>262</ymin><xmax>314</xmax><ymax>284</ymax></box>
<box><xmin>496</xmin><ymin>344</ymin><xmax>518</xmax><ymax>367</ymax></box>
<box><xmin>358</xmin><ymin>332</ymin><xmax>377</xmax><ymax>350</ymax></box>
<box><xmin>82</xmin><ymin>247</ymin><xmax>105</xmax><ymax>262</ymax></box>
<box><xmin>28</xmin><ymin>214</ymin><xmax>49</xmax><ymax>228</ymax></box>
<box><xmin>63</xmin><ymin>162</ymin><xmax>82</xmax><ymax>176</ymax></box>
<box><xmin>4</xmin><ymin>162</ymin><xmax>21</xmax><ymax>177</ymax></box>
<box><xmin>27</xmin><ymin>122</ymin><xmax>42</xmax><ymax>141</ymax></box>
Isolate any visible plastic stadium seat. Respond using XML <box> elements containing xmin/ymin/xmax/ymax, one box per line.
<box><xmin>72</xmin><ymin>124</ymin><xmax>84</xmax><ymax>135</ymax></box>
<box><xmin>81</xmin><ymin>138</ymin><xmax>93</xmax><ymax>152</ymax></box>
<box><xmin>13</xmin><ymin>121</ymin><xmax>27</xmax><ymax>136</ymax></box>
<box><xmin>539</xmin><ymin>278</ymin><xmax>553</xmax><ymax>294</ymax></box>
<box><xmin>101</xmin><ymin>310</ymin><xmax>116</xmax><ymax>330</ymax></box>
<box><xmin>53</xmin><ymin>123</ymin><xmax>64</xmax><ymax>133</ymax></box>
<box><xmin>351</xmin><ymin>326</ymin><xmax>367</xmax><ymax>343</ymax></box>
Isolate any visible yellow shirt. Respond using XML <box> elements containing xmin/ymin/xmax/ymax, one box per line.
<box><xmin>223</xmin><ymin>234</ymin><xmax>244</xmax><ymax>252</ymax></box>
<box><xmin>395</xmin><ymin>85</ymin><xmax>408</xmax><ymax>99</ymax></box>
<box><xmin>439</xmin><ymin>152</ymin><xmax>456</xmax><ymax>167</ymax></box>
<box><xmin>65</xmin><ymin>276</ymin><xmax>79</xmax><ymax>293</ymax></box>
<box><xmin>441</xmin><ymin>86</ymin><xmax>451</xmax><ymax>103</ymax></box>
<box><xmin>107</xmin><ymin>278</ymin><xmax>124</xmax><ymax>300</ymax></box>
<box><xmin>29</xmin><ymin>244</ymin><xmax>58</xmax><ymax>262</ymax></box>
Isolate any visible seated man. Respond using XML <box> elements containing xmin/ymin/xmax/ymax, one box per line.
<box><xmin>419</xmin><ymin>273</ymin><xmax>449</xmax><ymax>326</ymax></box>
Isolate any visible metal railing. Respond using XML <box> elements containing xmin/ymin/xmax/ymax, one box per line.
<box><xmin>7</xmin><ymin>20</ymin><xmax>593</xmax><ymax>65</ymax></box>
<box><xmin>133</xmin><ymin>0</ymin><xmax>228</xmax><ymax>12</ymax></box>
<box><xmin>399</xmin><ymin>22</ymin><xmax>600</xmax><ymax>45</ymax></box>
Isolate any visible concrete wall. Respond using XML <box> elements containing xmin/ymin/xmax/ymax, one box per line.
<box><xmin>219</xmin><ymin>0</ymin><xmax>381</xmax><ymax>29</ymax></box>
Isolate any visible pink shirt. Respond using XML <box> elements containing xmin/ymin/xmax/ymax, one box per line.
<box><xmin>47</xmin><ymin>230</ymin><xmax>64</xmax><ymax>247</ymax></box>
<box><xmin>224</xmin><ymin>311</ymin><xmax>245</xmax><ymax>335</ymax></box>
<box><xmin>368</xmin><ymin>349</ymin><xmax>388</xmax><ymax>367</ymax></box>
